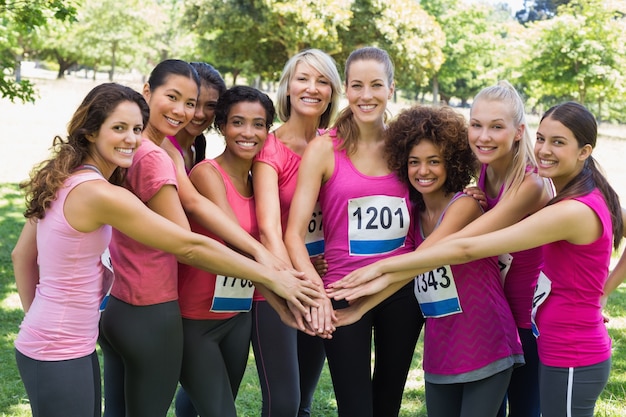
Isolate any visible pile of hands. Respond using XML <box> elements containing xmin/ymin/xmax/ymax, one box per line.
<box><xmin>271</xmin><ymin>255</ymin><xmax>390</xmax><ymax>339</ymax></box>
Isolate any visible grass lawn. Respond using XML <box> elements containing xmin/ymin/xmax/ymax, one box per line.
<box><xmin>1</xmin><ymin>181</ymin><xmax>625</xmax><ymax>416</ymax></box>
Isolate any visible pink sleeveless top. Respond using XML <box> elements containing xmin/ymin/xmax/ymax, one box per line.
<box><xmin>178</xmin><ymin>159</ymin><xmax>258</xmax><ymax>319</ymax></box>
<box><xmin>16</xmin><ymin>172</ymin><xmax>110</xmax><ymax>360</ymax></box>
<box><xmin>416</xmin><ymin>193</ymin><xmax>523</xmax><ymax>381</ymax></box>
<box><xmin>318</xmin><ymin>130</ymin><xmax>414</xmax><ymax>287</ymax></box>
<box><xmin>535</xmin><ymin>189</ymin><xmax>612</xmax><ymax>367</ymax></box>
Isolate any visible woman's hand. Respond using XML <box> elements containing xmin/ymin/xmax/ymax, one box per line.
<box><xmin>327</xmin><ymin>262</ymin><xmax>384</xmax><ymax>291</ymax></box>
<box><xmin>463</xmin><ymin>185</ymin><xmax>488</xmax><ymax>210</ymax></box>
<box><xmin>327</xmin><ymin>273</ymin><xmax>391</xmax><ymax>302</ymax></box>
<box><xmin>312</xmin><ymin>255</ymin><xmax>328</xmax><ymax>277</ymax></box>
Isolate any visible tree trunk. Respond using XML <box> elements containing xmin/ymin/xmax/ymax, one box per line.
<box><xmin>109</xmin><ymin>41</ymin><xmax>118</xmax><ymax>82</ymax></box>
<box><xmin>432</xmin><ymin>75</ymin><xmax>440</xmax><ymax>106</ymax></box>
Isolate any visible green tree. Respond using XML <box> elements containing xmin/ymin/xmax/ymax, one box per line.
<box><xmin>186</xmin><ymin>0</ymin><xmax>350</xmax><ymax>85</ymax></box>
<box><xmin>424</xmin><ymin>0</ymin><xmax>506</xmax><ymax>105</ymax></box>
<box><xmin>522</xmin><ymin>0</ymin><xmax>626</xmax><ymax>120</ymax></box>
<box><xmin>0</xmin><ymin>0</ymin><xmax>77</xmax><ymax>101</ymax></box>
<box><xmin>338</xmin><ymin>0</ymin><xmax>444</xmax><ymax>97</ymax></box>
<box><xmin>75</xmin><ymin>0</ymin><xmax>151</xmax><ymax>81</ymax></box>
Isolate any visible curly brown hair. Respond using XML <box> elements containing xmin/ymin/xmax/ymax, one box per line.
<box><xmin>384</xmin><ymin>105</ymin><xmax>478</xmax><ymax>210</ymax></box>
<box><xmin>21</xmin><ymin>83</ymin><xmax>149</xmax><ymax>219</ymax></box>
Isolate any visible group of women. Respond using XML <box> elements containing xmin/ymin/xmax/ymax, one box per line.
<box><xmin>11</xmin><ymin>44</ymin><xmax>626</xmax><ymax>417</ymax></box>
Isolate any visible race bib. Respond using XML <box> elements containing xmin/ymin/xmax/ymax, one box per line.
<box><xmin>211</xmin><ymin>275</ymin><xmax>255</xmax><ymax>313</ymax></box>
<box><xmin>498</xmin><ymin>253</ymin><xmax>514</xmax><ymax>286</ymax></box>
<box><xmin>531</xmin><ymin>271</ymin><xmax>552</xmax><ymax>337</ymax></box>
<box><xmin>305</xmin><ymin>201</ymin><xmax>324</xmax><ymax>257</ymax></box>
<box><xmin>347</xmin><ymin>196</ymin><xmax>409</xmax><ymax>256</ymax></box>
<box><xmin>414</xmin><ymin>265</ymin><xmax>462</xmax><ymax>318</ymax></box>
<box><xmin>100</xmin><ymin>248</ymin><xmax>114</xmax><ymax>312</ymax></box>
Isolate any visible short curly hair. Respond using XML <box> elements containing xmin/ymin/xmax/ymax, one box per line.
<box><xmin>384</xmin><ymin>105</ymin><xmax>478</xmax><ymax>210</ymax></box>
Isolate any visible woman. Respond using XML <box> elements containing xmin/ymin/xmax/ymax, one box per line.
<box><xmin>166</xmin><ymin>62</ymin><xmax>226</xmax><ymax>173</ymax></box>
<box><xmin>97</xmin><ymin>60</ymin><xmax>317</xmax><ymax>417</ymax></box>
<box><xmin>330</xmin><ymin>101</ymin><xmax>624</xmax><ymax>417</ymax></box>
<box><xmin>339</xmin><ymin>104</ymin><xmax>523</xmax><ymax>416</ymax></box>
<box><xmin>467</xmin><ymin>82</ymin><xmax>551</xmax><ymax>417</ymax></box>
<box><xmin>251</xmin><ymin>48</ymin><xmax>341</xmax><ymax>417</ymax></box>
<box><xmin>284</xmin><ymin>46</ymin><xmax>423</xmax><ymax>417</ymax></box>
<box><xmin>11</xmin><ymin>83</ymin><xmax>317</xmax><ymax>417</ymax></box>
<box><xmin>176</xmin><ymin>86</ymin><xmax>275</xmax><ymax>417</ymax></box>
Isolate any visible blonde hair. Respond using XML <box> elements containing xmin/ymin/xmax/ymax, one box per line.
<box><xmin>275</xmin><ymin>49</ymin><xmax>342</xmax><ymax>129</ymax></box>
<box><xmin>472</xmin><ymin>80</ymin><xmax>537</xmax><ymax>196</ymax></box>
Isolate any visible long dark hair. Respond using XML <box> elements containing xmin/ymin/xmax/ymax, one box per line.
<box><xmin>21</xmin><ymin>83</ymin><xmax>150</xmax><ymax>219</ymax></box>
<box><xmin>543</xmin><ymin>102</ymin><xmax>623</xmax><ymax>249</ymax></box>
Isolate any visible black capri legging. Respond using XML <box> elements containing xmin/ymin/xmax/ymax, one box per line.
<box><xmin>15</xmin><ymin>349</ymin><xmax>101</xmax><ymax>417</ymax></box>
<box><xmin>99</xmin><ymin>296</ymin><xmax>183</xmax><ymax>417</ymax></box>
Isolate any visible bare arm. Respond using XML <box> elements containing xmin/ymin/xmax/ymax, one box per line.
<box><xmin>451</xmin><ymin>172</ymin><xmax>552</xmax><ymax>239</ymax></box>
<box><xmin>67</xmin><ymin>181</ymin><xmax>320</xmax><ymax>313</ymax></box>
<box><xmin>330</xmin><ymin>199</ymin><xmax>602</xmax><ymax>301</ymax></box>
<box><xmin>12</xmin><ymin>219</ymin><xmax>39</xmax><ymax>312</ymax></box>
<box><xmin>284</xmin><ymin>135</ymin><xmax>336</xmax><ymax>332</ymax></box>
<box><xmin>330</xmin><ymin>195</ymin><xmax>484</xmax><ymax>323</ymax></box>
<box><xmin>162</xmin><ymin>140</ymin><xmax>287</xmax><ymax>270</ymax></box>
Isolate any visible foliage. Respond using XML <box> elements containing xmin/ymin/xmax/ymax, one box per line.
<box><xmin>338</xmin><ymin>0</ymin><xmax>444</xmax><ymax>93</ymax></box>
<box><xmin>521</xmin><ymin>0</ymin><xmax>626</xmax><ymax>120</ymax></box>
<box><xmin>0</xmin><ymin>0</ymin><xmax>77</xmax><ymax>101</ymax></box>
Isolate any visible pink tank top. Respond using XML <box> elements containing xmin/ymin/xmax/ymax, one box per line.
<box><xmin>535</xmin><ymin>189</ymin><xmax>612</xmax><ymax>367</ymax></box>
<box><xmin>478</xmin><ymin>164</ymin><xmax>543</xmax><ymax>328</ymax></box>
<box><xmin>178</xmin><ymin>159</ymin><xmax>258</xmax><ymax>319</ymax></box>
<box><xmin>15</xmin><ymin>172</ymin><xmax>111</xmax><ymax>360</ymax></box>
<box><xmin>416</xmin><ymin>193</ymin><xmax>523</xmax><ymax>380</ymax></box>
<box><xmin>318</xmin><ymin>130</ymin><xmax>414</xmax><ymax>287</ymax></box>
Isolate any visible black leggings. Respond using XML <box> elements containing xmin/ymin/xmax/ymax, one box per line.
<box><xmin>324</xmin><ymin>283</ymin><xmax>423</xmax><ymax>417</ymax></box>
<box><xmin>15</xmin><ymin>349</ymin><xmax>101</xmax><ymax>417</ymax></box>
<box><xmin>99</xmin><ymin>296</ymin><xmax>183</xmax><ymax>417</ymax></box>
<box><xmin>498</xmin><ymin>327</ymin><xmax>540</xmax><ymax>417</ymax></box>
<box><xmin>175</xmin><ymin>312</ymin><xmax>252</xmax><ymax>417</ymax></box>
<box><xmin>251</xmin><ymin>300</ymin><xmax>327</xmax><ymax>417</ymax></box>
<box><xmin>425</xmin><ymin>366</ymin><xmax>513</xmax><ymax>417</ymax></box>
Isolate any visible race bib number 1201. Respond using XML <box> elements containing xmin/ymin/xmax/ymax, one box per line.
<box><xmin>347</xmin><ymin>196</ymin><xmax>409</xmax><ymax>256</ymax></box>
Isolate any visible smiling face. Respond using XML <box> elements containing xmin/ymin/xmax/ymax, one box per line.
<box><xmin>345</xmin><ymin>59</ymin><xmax>394</xmax><ymax>126</ymax></box>
<box><xmin>220</xmin><ymin>101</ymin><xmax>269</xmax><ymax>161</ymax></box>
<box><xmin>287</xmin><ymin>61</ymin><xmax>333</xmax><ymax>120</ymax></box>
<box><xmin>535</xmin><ymin>115</ymin><xmax>591</xmax><ymax>191</ymax></box>
<box><xmin>468</xmin><ymin>98</ymin><xmax>522</xmax><ymax>166</ymax></box>
<box><xmin>87</xmin><ymin>100</ymin><xmax>144</xmax><ymax>176</ymax></box>
<box><xmin>184</xmin><ymin>85</ymin><xmax>220</xmax><ymax>137</ymax></box>
<box><xmin>143</xmin><ymin>74</ymin><xmax>198</xmax><ymax>140</ymax></box>
<box><xmin>407</xmin><ymin>140</ymin><xmax>447</xmax><ymax>196</ymax></box>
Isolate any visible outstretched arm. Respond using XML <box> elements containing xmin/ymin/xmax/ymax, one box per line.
<box><xmin>329</xmin><ymin>195</ymin><xmax>483</xmax><ymax>322</ymax></box>
<box><xmin>330</xmin><ymin>199</ymin><xmax>600</xmax><ymax>300</ymax></box>
<box><xmin>69</xmin><ymin>181</ymin><xmax>321</xmax><ymax>314</ymax></box>
<box><xmin>162</xmin><ymin>140</ymin><xmax>288</xmax><ymax>270</ymax></box>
